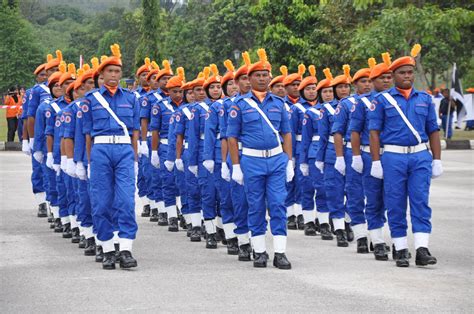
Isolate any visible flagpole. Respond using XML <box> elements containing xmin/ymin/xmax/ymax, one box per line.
<box><xmin>446</xmin><ymin>63</ymin><xmax>453</xmax><ymax>140</ymax></box>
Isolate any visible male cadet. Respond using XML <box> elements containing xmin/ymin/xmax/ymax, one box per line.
<box><xmin>369</xmin><ymin>44</ymin><xmax>442</xmax><ymax>267</ymax></box>
<box><xmin>227</xmin><ymin>48</ymin><xmax>294</xmax><ymax>269</ymax></box>
<box><xmin>282</xmin><ymin>65</ymin><xmax>306</xmax><ymax>230</ymax></box>
<box><xmin>27</xmin><ymin>51</ymin><xmax>62</xmax><ymax>217</ymax></box>
<box><xmin>150</xmin><ymin>67</ymin><xmax>184</xmax><ymax>231</ymax></box>
<box><xmin>332</xmin><ymin>63</ymin><xmax>373</xmax><ymax>253</ymax></box>
<box><xmin>134</xmin><ymin>58</ymin><xmax>152</xmax><ymax>217</ymax></box>
<box><xmin>349</xmin><ymin>53</ymin><xmax>393</xmax><ymax>261</ymax></box>
<box><xmin>82</xmin><ymin>44</ymin><xmax>140</xmax><ymax>270</ymax></box>
<box><xmin>269</xmin><ymin>66</ymin><xmax>288</xmax><ymax>98</ymax></box>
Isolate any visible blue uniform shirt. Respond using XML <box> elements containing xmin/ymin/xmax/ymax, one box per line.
<box><xmin>290</xmin><ymin>99</ymin><xmax>313</xmax><ymax>157</ymax></box>
<box><xmin>332</xmin><ymin>95</ymin><xmax>359</xmax><ymax>142</ymax></box>
<box><xmin>368</xmin><ymin>87</ymin><xmax>439</xmax><ymax>146</ymax></box>
<box><xmin>316</xmin><ymin>99</ymin><xmax>338</xmax><ymax>163</ymax></box>
<box><xmin>139</xmin><ymin>88</ymin><xmax>167</xmax><ymax>126</ymax></box>
<box><xmin>51</xmin><ymin>97</ymin><xmax>70</xmax><ymax>163</ymax></box>
<box><xmin>203</xmin><ymin>99</ymin><xmax>224</xmax><ymax>162</ymax></box>
<box><xmin>349</xmin><ymin>91</ymin><xmax>377</xmax><ymax>146</ymax></box>
<box><xmin>27</xmin><ymin>83</ymin><xmax>51</xmax><ymax>118</ymax></box>
<box><xmin>21</xmin><ymin>89</ymin><xmax>32</xmax><ymax>120</ymax></box>
<box><xmin>188</xmin><ymin>99</ymin><xmax>213</xmax><ymax>166</ymax></box>
<box><xmin>149</xmin><ymin>97</ymin><xmax>178</xmax><ymax>139</ymax></box>
<box><xmin>300</xmin><ymin>103</ymin><xmax>323</xmax><ymax>164</ymax></box>
<box><xmin>33</xmin><ymin>98</ymin><xmax>53</xmax><ymax>153</ymax></box>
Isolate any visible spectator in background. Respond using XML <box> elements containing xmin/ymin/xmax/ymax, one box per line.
<box><xmin>4</xmin><ymin>86</ymin><xmax>22</xmax><ymax>142</ymax></box>
<box><xmin>17</xmin><ymin>86</ymin><xmax>25</xmax><ymax>141</ymax></box>
<box><xmin>439</xmin><ymin>88</ymin><xmax>455</xmax><ymax>139</ymax></box>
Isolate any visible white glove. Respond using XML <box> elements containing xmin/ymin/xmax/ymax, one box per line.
<box><xmin>315</xmin><ymin>161</ymin><xmax>324</xmax><ymax>174</ymax></box>
<box><xmin>299</xmin><ymin>163</ymin><xmax>309</xmax><ymax>176</ymax></box>
<box><xmin>351</xmin><ymin>155</ymin><xmax>363</xmax><ymax>174</ymax></box>
<box><xmin>175</xmin><ymin>159</ymin><xmax>184</xmax><ymax>172</ymax></box>
<box><xmin>66</xmin><ymin>158</ymin><xmax>76</xmax><ymax>177</ymax></box>
<box><xmin>334</xmin><ymin>156</ymin><xmax>346</xmax><ymax>176</ymax></box>
<box><xmin>22</xmin><ymin>140</ymin><xmax>31</xmax><ymax>156</ymax></box>
<box><xmin>87</xmin><ymin>165</ymin><xmax>91</xmax><ymax>179</ymax></box>
<box><xmin>76</xmin><ymin>162</ymin><xmax>87</xmax><ymax>180</ymax></box>
<box><xmin>203</xmin><ymin>160</ymin><xmax>214</xmax><ymax>173</ymax></box>
<box><xmin>221</xmin><ymin>162</ymin><xmax>231</xmax><ymax>182</ymax></box>
<box><xmin>140</xmin><ymin>141</ymin><xmax>149</xmax><ymax>158</ymax></box>
<box><xmin>232</xmin><ymin>164</ymin><xmax>244</xmax><ymax>185</ymax></box>
<box><xmin>46</xmin><ymin>152</ymin><xmax>54</xmax><ymax>169</ymax></box>
<box><xmin>370</xmin><ymin>160</ymin><xmax>383</xmax><ymax>179</ymax></box>
<box><xmin>286</xmin><ymin>159</ymin><xmax>295</xmax><ymax>182</ymax></box>
<box><xmin>292</xmin><ymin>157</ymin><xmax>296</xmax><ymax>168</ymax></box>
<box><xmin>432</xmin><ymin>159</ymin><xmax>443</xmax><ymax>178</ymax></box>
<box><xmin>134</xmin><ymin>161</ymin><xmax>139</xmax><ymax>177</ymax></box>
<box><xmin>164</xmin><ymin>160</ymin><xmax>174</xmax><ymax>172</ymax></box>
<box><xmin>188</xmin><ymin>165</ymin><xmax>198</xmax><ymax>177</ymax></box>
<box><xmin>28</xmin><ymin>138</ymin><xmax>35</xmax><ymax>152</ymax></box>
<box><xmin>60</xmin><ymin>156</ymin><xmax>67</xmax><ymax>172</ymax></box>
<box><xmin>33</xmin><ymin>151</ymin><xmax>44</xmax><ymax>163</ymax></box>
<box><xmin>151</xmin><ymin>150</ymin><xmax>160</xmax><ymax>168</ymax></box>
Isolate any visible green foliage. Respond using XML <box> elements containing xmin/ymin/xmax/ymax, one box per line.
<box><xmin>135</xmin><ymin>0</ymin><xmax>163</xmax><ymax>73</ymax></box>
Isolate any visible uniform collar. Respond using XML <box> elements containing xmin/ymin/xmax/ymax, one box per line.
<box><xmin>244</xmin><ymin>91</ymin><xmax>272</xmax><ymax>104</ymax></box>
<box><xmin>389</xmin><ymin>86</ymin><xmax>417</xmax><ymax>98</ymax></box>
<box><xmin>99</xmin><ymin>85</ymin><xmax>122</xmax><ymax>97</ymax></box>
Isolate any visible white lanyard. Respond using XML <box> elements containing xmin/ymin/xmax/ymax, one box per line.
<box><xmin>39</xmin><ymin>84</ymin><xmax>51</xmax><ymax>94</ymax></box>
<box><xmin>182</xmin><ymin>107</ymin><xmax>192</xmax><ymax>120</ymax></box>
<box><xmin>244</xmin><ymin>98</ymin><xmax>281</xmax><ymax>144</ymax></box>
<box><xmin>153</xmin><ymin>92</ymin><xmax>163</xmax><ymax>102</ymax></box>
<box><xmin>92</xmin><ymin>91</ymin><xmax>129</xmax><ymax>136</ymax></box>
<box><xmin>294</xmin><ymin>102</ymin><xmax>306</xmax><ymax>113</ymax></box>
<box><xmin>382</xmin><ymin>93</ymin><xmax>422</xmax><ymax>144</ymax></box>
<box><xmin>308</xmin><ymin>107</ymin><xmax>321</xmax><ymax>117</ymax></box>
<box><xmin>162</xmin><ymin>100</ymin><xmax>175</xmax><ymax>113</ymax></box>
<box><xmin>323</xmin><ymin>103</ymin><xmax>335</xmax><ymax>115</ymax></box>
<box><xmin>360</xmin><ymin>97</ymin><xmax>371</xmax><ymax>109</ymax></box>
<box><xmin>198</xmin><ymin>102</ymin><xmax>209</xmax><ymax>111</ymax></box>
<box><xmin>50</xmin><ymin>102</ymin><xmax>60</xmax><ymax>113</ymax></box>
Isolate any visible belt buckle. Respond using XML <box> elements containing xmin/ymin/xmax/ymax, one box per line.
<box><xmin>264</xmin><ymin>149</ymin><xmax>270</xmax><ymax>158</ymax></box>
<box><xmin>112</xmin><ymin>135</ymin><xmax>117</xmax><ymax>144</ymax></box>
<box><xmin>406</xmin><ymin>146</ymin><xmax>413</xmax><ymax>153</ymax></box>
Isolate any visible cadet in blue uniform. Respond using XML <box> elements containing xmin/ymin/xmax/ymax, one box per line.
<box><xmin>349</xmin><ymin>53</ymin><xmax>393</xmax><ymax>260</ymax></box>
<box><xmin>82</xmin><ymin>44</ymin><xmax>140</xmax><ymax>270</ymax></box>
<box><xmin>227</xmin><ymin>49</ymin><xmax>293</xmax><ymax>269</ymax></box>
<box><xmin>369</xmin><ymin>44</ymin><xmax>442</xmax><ymax>267</ymax></box>
<box><xmin>332</xmin><ymin>65</ymin><xmax>372</xmax><ymax>253</ymax></box>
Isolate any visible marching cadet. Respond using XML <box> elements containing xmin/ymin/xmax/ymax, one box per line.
<box><xmin>332</xmin><ymin>64</ymin><xmax>373</xmax><ymax>253</ymax></box>
<box><xmin>82</xmin><ymin>44</ymin><xmax>140</xmax><ymax>270</ymax></box>
<box><xmin>150</xmin><ymin>67</ymin><xmax>185</xmax><ymax>232</ymax></box>
<box><xmin>219</xmin><ymin>53</ymin><xmax>253</xmax><ymax>261</ymax></box>
<box><xmin>227</xmin><ymin>49</ymin><xmax>293</xmax><ymax>269</ymax></box>
<box><xmin>282</xmin><ymin>65</ymin><xmax>305</xmax><ymax>230</ymax></box>
<box><xmin>368</xmin><ymin>44</ymin><xmax>442</xmax><ymax>267</ymax></box>
<box><xmin>27</xmin><ymin>51</ymin><xmax>62</xmax><ymax>217</ymax></box>
<box><xmin>349</xmin><ymin>53</ymin><xmax>393</xmax><ymax>260</ymax></box>
<box><xmin>300</xmin><ymin>69</ymin><xmax>335</xmax><ymax>239</ymax></box>
<box><xmin>269</xmin><ymin>66</ymin><xmax>288</xmax><ymax>98</ymax></box>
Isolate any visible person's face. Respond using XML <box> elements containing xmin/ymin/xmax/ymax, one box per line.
<box><xmin>393</xmin><ymin>65</ymin><xmax>415</xmax><ymax>89</ymax></box>
<box><xmin>354</xmin><ymin>77</ymin><xmax>372</xmax><ymax>94</ymax></box>
<box><xmin>236</xmin><ymin>75</ymin><xmax>251</xmax><ymax>94</ymax></box>
<box><xmin>249</xmin><ymin>70</ymin><xmax>270</xmax><ymax>92</ymax></box>
<box><xmin>303</xmin><ymin>84</ymin><xmax>317</xmax><ymax>101</ymax></box>
<box><xmin>61</xmin><ymin>79</ymin><xmax>74</xmax><ymax>95</ymax></box>
<box><xmin>193</xmin><ymin>86</ymin><xmax>206</xmax><ymax>102</ymax></box>
<box><xmin>158</xmin><ymin>75</ymin><xmax>171</xmax><ymax>90</ymax></box>
<box><xmin>37</xmin><ymin>70</ymin><xmax>48</xmax><ymax>83</ymax></box>
<box><xmin>101</xmin><ymin>65</ymin><xmax>122</xmax><ymax>87</ymax></box>
<box><xmin>372</xmin><ymin>73</ymin><xmax>393</xmax><ymax>92</ymax></box>
<box><xmin>139</xmin><ymin>71</ymin><xmax>149</xmax><ymax>87</ymax></box>
<box><xmin>52</xmin><ymin>83</ymin><xmax>63</xmax><ymax>98</ymax></box>
<box><xmin>46</xmin><ymin>67</ymin><xmax>58</xmax><ymax>77</ymax></box>
<box><xmin>169</xmin><ymin>87</ymin><xmax>183</xmax><ymax>104</ymax></box>
<box><xmin>286</xmin><ymin>81</ymin><xmax>301</xmax><ymax>98</ymax></box>
<box><xmin>84</xmin><ymin>78</ymin><xmax>95</xmax><ymax>92</ymax></box>
<box><xmin>97</xmin><ymin>74</ymin><xmax>104</xmax><ymax>88</ymax></box>
<box><xmin>76</xmin><ymin>85</ymin><xmax>87</xmax><ymax>98</ymax></box>
<box><xmin>208</xmin><ymin>83</ymin><xmax>222</xmax><ymax>100</ymax></box>
<box><xmin>226</xmin><ymin>80</ymin><xmax>238</xmax><ymax>97</ymax></box>
<box><xmin>441</xmin><ymin>89</ymin><xmax>449</xmax><ymax>98</ymax></box>
<box><xmin>271</xmin><ymin>82</ymin><xmax>286</xmax><ymax>98</ymax></box>
<box><xmin>321</xmin><ymin>87</ymin><xmax>334</xmax><ymax>103</ymax></box>
<box><xmin>150</xmin><ymin>74</ymin><xmax>160</xmax><ymax>90</ymax></box>
<box><xmin>72</xmin><ymin>89</ymin><xmax>80</xmax><ymax>100</ymax></box>
<box><xmin>185</xmin><ymin>90</ymin><xmax>195</xmax><ymax>103</ymax></box>
<box><xmin>335</xmin><ymin>83</ymin><xmax>351</xmax><ymax>99</ymax></box>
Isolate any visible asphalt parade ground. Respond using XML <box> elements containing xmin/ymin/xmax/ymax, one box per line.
<box><xmin>0</xmin><ymin>151</ymin><xmax>472</xmax><ymax>312</ymax></box>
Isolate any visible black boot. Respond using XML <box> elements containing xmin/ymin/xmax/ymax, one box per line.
<box><xmin>296</xmin><ymin>214</ymin><xmax>304</xmax><ymax>230</ymax></box>
<box><xmin>37</xmin><ymin>202</ymin><xmax>48</xmax><ymax>217</ymax></box>
<box><xmin>102</xmin><ymin>251</ymin><xmax>116</xmax><ymax>270</ymax></box>
<box><xmin>149</xmin><ymin>208</ymin><xmax>158</xmax><ymax>222</ymax></box>
<box><xmin>329</xmin><ymin>219</ymin><xmax>335</xmax><ymax>235</ymax></box>
<box><xmin>50</xmin><ymin>220</ymin><xmax>55</xmax><ymax>229</ymax></box>
<box><xmin>253</xmin><ymin>252</ymin><xmax>268</xmax><ymax>268</ymax></box>
<box><xmin>394</xmin><ymin>248</ymin><xmax>410</xmax><ymax>267</ymax></box>
<box><xmin>190</xmin><ymin>226</ymin><xmax>201</xmax><ymax>242</ymax></box>
<box><xmin>71</xmin><ymin>227</ymin><xmax>81</xmax><ymax>243</ymax></box>
<box><xmin>119</xmin><ymin>250</ymin><xmax>137</xmax><ymax>269</ymax></box>
<box><xmin>273</xmin><ymin>253</ymin><xmax>292</xmax><ymax>270</ymax></box>
<box><xmin>217</xmin><ymin>227</ymin><xmax>227</xmax><ymax>245</ymax></box>
<box><xmin>287</xmin><ymin>215</ymin><xmax>297</xmax><ymax>230</ymax></box>
<box><xmin>186</xmin><ymin>224</ymin><xmax>192</xmax><ymax>237</ymax></box>
<box><xmin>78</xmin><ymin>235</ymin><xmax>86</xmax><ymax>248</ymax></box>
<box><xmin>345</xmin><ymin>222</ymin><xmax>354</xmax><ymax>242</ymax></box>
<box><xmin>304</xmin><ymin>222</ymin><xmax>317</xmax><ymax>236</ymax></box>
<box><xmin>168</xmin><ymin>217</ymin><xmax>179</xmax><ymax>232</ymax></box>
<box><xmin>320</xmin><ymin>223</ymin><xmax>333</xmax><ymax>240</ymax></box>
<box><xmin>48</xmin><ymin>213</ymin><xmax>54</xmax><ymax>223</ymax></box>
<box><xmin>54</xmin><ymin>218</ymin><xmax>63</xmax><ymax>233</ymax></box>
<box><xmin>206</xmin><ymin>233</ymin><xmax>218</xmax><ymax>249</ymax></box>
<box><xmin>141</xmin><ymin>204</ymin><xmax>151</xmax><ymax>217</ymax></box>
<box><xmin>179</xmin><ymin>215</ymin><xmax>187</xmax><ymax>229</ymax></box>
<box><xmin>356</xmin><ymin>237</ymin><xmax>369</xmax><ymax>253</ymax></box>
<box><xmin>84</xmin><ymin>237</ymin><xmax>96</xmax><ymax>256</ymax></box>
<box><xmin>114</xmin><ymin>243</ymin><xmax>120</xmax><ymax>263</ymax></box>
<box><xmin>335</xmin><ymin>229</ymin><xmax>349</xmax><ymax>247</ymax></box>
<box><xmin>226</xmin><ymin>237</ymin><xmax>239</xmax><ymax>255</ymax></box>
<box><xmin>62</xmin><ymin>223</ymin><xmax>72</xmax><ymax>238</ymax></box>
<box><xmin>415</xmin><ymin>247</ymin><xmax>437</xmax><ymax>266</ymax></box>
<box><xmin>392</xmin><ymin>244</ymin><xmax>411</xmax><ymax>260</ymax></box>
<box><xmin>314</xmin><ymin>218</ymin><xmax>321</xmax><ymax>234</ymax></box>
<box><xmin>95</xmin><ymin>245</ymin><xmax>104</xmax><ymax>263</ymax></box>
<box><xmin>238</xmin><ymin>243</ymin><xmax>252</xmax><ymax>261</ymax></box>
<box><xmin>158</xmin><ymin>212</ymin><xmax>168</xmax><ymax>226</ymax></box>
<box><xmin>373</xmin><ymin>243</ymin><xmax>389</xmax><ymax>261</ymax></box>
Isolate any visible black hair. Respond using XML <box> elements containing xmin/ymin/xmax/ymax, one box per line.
<box><xmin>48</xmin><ymin>82</ymin><xmax>60</xmax><ymax>99</ymax></box>
<box><xmin>183</xmin><ymin>90</ymin><xmax>192</xmax><ymax>103</ymax></box>
<box><xmin>205</xmin><ymin>84</ymin><xmax>221</xmax><ymax>101</ymax></box>
<box><xmin>93</xmin><ymin>75</ymin><xmax>100</xmax><ymax>88</ymax></box>
<box><xmin>222</xmin><ymin>81</ymin><xmax>230</xmax><ymax>97</ymax></box>
<box><xmin>68</xmin><ymin>88</ymin><xmax>74</xmax><ymax>101</ymax></box>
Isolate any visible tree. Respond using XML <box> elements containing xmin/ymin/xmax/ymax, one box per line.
<box><xmin>135</xmin><ymin>0</ymin><xmax>162</xmax><ymax>72</ymax></box>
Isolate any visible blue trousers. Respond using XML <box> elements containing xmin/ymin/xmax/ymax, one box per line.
<box><xmin>77</xmin><ymin>178</ymin><xmax>93</xmax><ymax>228</ymax></box>
<box><xmin>381</xmin><ymin>150</ymin><xmax>433</xmax><ymax>238</ymax></box>
<box><xmin>56</xmin><ymin>171</ymin><xmax>69</xmax><ymax>218</ymax></box>
<box><xmin>324</xmin><ymin>162</ymin><xmax>345</xmax><ymax>219</ymax></box>
<box><xmin>241</xmin><ymin>153</ymin><xmax>288</xmax><ymax>237</ymax></box>
<box><xmin>43</xmin><ymin>164</ymin><xmax>58</xmax><ymax>206</ymax></box>
<box><xmin>362</xmin><ymin>151</ymin><xmax>385</xmax><ymax>230</ymax></box>
<box><xmin>298</xmin><ymin>155</ymin><xmax>315</xmax><ymax>211</ymax></box>
<box><xmin>344</xmin><ymin>148</ymin><xmax>366</xmax><ymax>226</ymax></box>
<box><xmin>90</xmin><ymin>144</ymin><xmax>137</xmax><ymax>242</ymax></box>
<box><xmin>228</xmin><ymin>156</ymin><xmax>249</xmax><ymax>235</ymax></box>
<box><xmin>31</xmin><ymin>155</ymin><xmax>45</xmax><ymax>194</ymax></box>
<box><xmin>183</xmin><ymin>150</ymin><xmax>201</xmax><ymax>215</ymax></box>
<box><xmin>198</xmin><ymin>161</ymin><xmax>217</xmax><ymax>220</ymax></box>
<box><xmin>64</xmin><ymin>174</ymin><xmax>76</xmax><ymax>216</ymax></box>
<box><xmin>441</xmin><ymin>115</ymin><xmax>453</xmax><ymax>139</ymax></box>
<box><xmin>175</xmin><ymin>162</ymin><xmax>188</xmax><ymax>214</ymax></box>
<box><xmin>308</xmin><ymin>158</ymin><xmax>328</xmax><ymax>213</ymax></box>
<box><xmin>159</xmin><ymin>144</ymin><xmax>177</xmax><ymax>207</ymax></box>
<box><xmin>215</xmin><ymin>163</ymin><xmax>233</xmax><ymax>224</ymax></box>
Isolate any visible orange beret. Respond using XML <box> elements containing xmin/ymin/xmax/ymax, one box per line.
<box><xmin>466</xmin><ymin>87</ymin><xmax>474</xmax><ymax>93</ymax></box>
<box><xmin>96</xmin><ymin>44</ymin><xmax>122</xmax><ymax>73</ymax></box>
<box><xmin>316</xmin><ymin>68</ymin><xmax>334</xmax><ymax>92</ymax></box>
<box><xmin>66</xmin><ymin>81</ymin><xmax>75</xmax><ymax>94</ymax></box>
<box><xmin>389</xmin><ymin>44</ymin><xmax>421</xmax><ymax>72</ymax></box>
<box><xmin>34</xmin><ymin>63</ymin><xmax>46</xmax><ymax>75</ymax></box>
<box><xmin>59</xmin><ymin>63</ymin><xmax>77</xmax><ymax>86</ymax></box>
<box><xmin>44</xmin><ymin>50</ymin><xmax>63</xmax><ymax>71</ymax></box>
<box><xmin>283</xmin><ymin>64</ymin><xmax>306</xmax><ymax>86</ymax></box>
<box><xmin>298</xmin><ymin>65</ymin><xmax>317</xmax><ymax>91</ymax></box>
<box><xmin>165</xmin><ymin>67</ymin><xmax>185</xmax><ymax>89</ymax></box>
<box><xmin>47</xmin><ymin>71</ymin><xmax>63</xmax><ymax>86</ymax></box>
<box><xmin>204</xmin><ymin>64</ymin><xmax>222</xmax><ymax>89</ymax></box>
<box><xmin>221</xmin><ymin>59</ymin><xmax>235</xmax><ymax>86</ymax></box>
<box><xmin>235</xmin><ymin>51</ymin><xmax>251</xmax><ymax>80</ymax></box>
<box><xmin>248</xmin><ymin>48</ymin><xmax>272</xmax><ymax>75</ymax></box>
<box><xmin>136</xmin><ymin>57</ymin><xmax>151</xmax><ymax>77</ymax></box>
<box><xmin>182</xmin><ymin>82</ymin><xmax>192</xmax><ymax>91</ymax></box>
<box><xmin>330</xmin><ymin>65</ymin><xmax>351</xmax><ymax>87</ymax></box>
<box><xmin>352</xmin><ymin>68</ymin><xmax>371</xmax><ymax>82</ymax></box>
<box><xmin>146</xmin><ymin>69</ymin><xmax>160</xmax><ymax>81</ymax></box>
<box><xmin>155</xmin><ymin>60</ymin><xmax>173</xmax><ymax>81</ymax></box>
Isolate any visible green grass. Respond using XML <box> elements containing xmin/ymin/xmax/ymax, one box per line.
<box><xmin>448</xmin><ymin>130</ymin><xmax>474</xmax><ymax>141</ymax></box>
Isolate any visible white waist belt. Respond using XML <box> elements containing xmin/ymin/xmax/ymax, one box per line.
<box><xmin>242</xmin><ymin>146</ymin><xmax>283</xmax><ymax>158</ymax></box>
<box><xmin>184</xmin><ymin>142</ymin><xmax>188</xmax><ymax>149</ymax></box>
<box><xmin>295</xmin><ymin>134</ymin><xmax>302</xmax><ymax>141</ymax></box>
<box><xmin>160</xmin><ymin>138</ymin><xmax>168</xmax><ymax>145</ymax></box>
<box><xmin>384</xmin><ymin>143</ymin><xmax>427</xmax><ymax>154</ymax></box>
<box><xmin>94</xmin><ymin>135</ymin><xmax>131</xmax><ymax>144</ymax></box>
<box><xmin>146</xmin><ymin>131</ymin><xmax>152</xmax><ymax>137</ymax></box>
<box><xmin>328</xmin><ymin>135</ymin><xmax>335</xmax><ymax>143</ymax></box>
<box><xmin>312</xmin><ymin>135</ymin><xmax>320</xmax><ymax>141</ymax></box>
<box><xmin>361</xmin><ymin>145</ymin><xmax>384</xmax><ymax>155</ymax></box>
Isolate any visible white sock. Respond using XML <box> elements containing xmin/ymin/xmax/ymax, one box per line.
<box><xmin>369</xmin><ymin>228</ymin><xmax>384</xmax><ymax>244</ymax></box>
<box><xmin>113</xmin><ymin>231</ymin><xmax>119</xmax><ymax>244</ymax></box>
<box><xmin>34</xmin><ymin>192</ymin><xmax>46</xmax><ymax>205</ymax></box>
<box><xmin>140</xmin><ymin>196</ymin><xmax>149</xmax><ymax>207</ymax></box>
<box><xmin>352</xmin><ymin>223</ymin><xmax>368</xmax><ymax>240</ymax></box>
<box><xmin>318</xmin><ymin>212</ymin><xmax>329</xmax><ymax>224</ymax></box>
<box><xmin>50</xmin><ymin>206</ymin><xmax>59</xmax><ymax>218</ymax></box>
<box><xmin>70</xmin><ymin>215</ymin><xmax>78</xmax><ymax>229</ymax></box>
<box><xmin>204</xmin><ymin>219</ymin><xmax>216</xmax><ymax>234</ymax></box>
<box><xmin>223</xmin><ymin>223</ymin><xmax>236</xmax><ymax>239</ymax></box>
<box><xmin>414</xmin><ymin>232</ymin><xmax>430</xmax><ymax>249</ymax></box>
<box><xmin>157</xmin><ymin>201</ymin><xmax>165</xmax><ymax>213</ymax></box>
<box><xmin>119</xmin><ymin>238</ymin><xmax>133</xmax><ymax>252</ymax></box>
<box><xmin>237</xmin><ymin>233</ymin><xmax>250</xmax><ymax>246</ymax></box>
<box><xmin>294</xmin><ymin>203</ymin><xmax>303</xmax><ymax>216</ymax></box>
<box><xmin>344</xmin><ymin>212</ymin><xmax>351</xmax><ymax>223</ymax></box>
<box><xmin>190</xmin><ymin>213</ymin><xmax>201</xmax><ymax>227</ymax></box>
<box><xmin>251</xmin><ymin>234</ymin><xmax>266</xmax><ymax>253</ymax></box>
<box><xmin>392</xmin><ymin>236</ymin><xmax>408</xmax><ymax>250</ymax></box>
<box><xmin>176</xmin><ymin>196</ymin><xmax>182</xmax><ymax>210</ymax></box>
<box><xmin>286</xmin><ymin>204</ymin><xmax>295</xmax><ymax>217</ymax></box>
<box><xmin>61</xmin><ymin>216</ymin><xmax>70</xmax><ymax>224</ymax></box>
<box><xmin>166</xmin><ymin>205</ymin><xmax>177</xmax><ymax>218</ymax></box>
<box><xmin>216</xmin><ymin>216</ymin><xmax>223</xmax><ymax>229</ymax></box>
<box><xmin>302</xmin><ymin>210</ymin><xmax>316</xmax><ymax>224</ymax></box>
<box><xmin>333</xmin><ymin>218</ymin><xmax>345</xmax><ymax>231</ymax></box>
<box><xmin>273</xmin><ymin>235</ymin><xmax>286</xmax><ymax>253</ymax></box>
<box><xmin>82</xmin><ymin>226</ymin><xmax>93</xmax><ymax>239</ymax></box>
